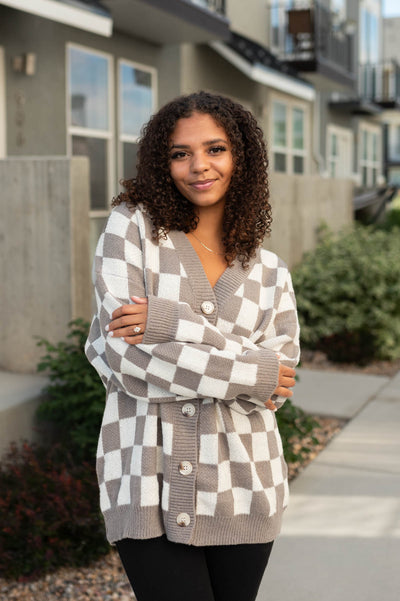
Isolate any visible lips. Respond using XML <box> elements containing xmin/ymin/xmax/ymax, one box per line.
<box><xmin>190</xmin><ymin>179</ymin><xmax>215</xmax><ymax>191</ymax></box>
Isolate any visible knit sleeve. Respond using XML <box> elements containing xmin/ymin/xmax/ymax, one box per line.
<box><xmin>141</xmin><ymin>270</ymin><xmax>299</xmax><ymax>414</ymax></box>
<box><xmin>252</xmin><ymin>269</ymin><xmax>300</xmax><ymax>410</ymax></box>
<box><xmin>86</xmin><ymin>207</ymin><xmax>279</xmax><ymax>409</ymax></box>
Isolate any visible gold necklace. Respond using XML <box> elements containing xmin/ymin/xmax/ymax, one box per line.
<box><xmin>190</xmin><ymin>232</ymin><xmax>225</xmax><ymax>256</ymax></box>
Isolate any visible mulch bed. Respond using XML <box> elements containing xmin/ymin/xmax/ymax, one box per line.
<box><xmin>300</xmin><ymin>349</ymin><xmax>400</xmax><ymax>377</ymax></box>
<box><xmin>1</xmin><ymin>354</ymin><xmax>397</xmax><ymax>600</ymax></box>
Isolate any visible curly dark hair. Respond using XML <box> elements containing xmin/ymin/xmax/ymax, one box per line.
<box><xmin>113</xmin><ymin>91</ymin><xmax>271</xmax><ymax>267</ymax></box>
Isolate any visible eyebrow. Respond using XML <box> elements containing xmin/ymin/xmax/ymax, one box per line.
<box><xmin>170</xmin><ymin>138</ymin><xmax>228</xmax><ymax>150</ymax></box>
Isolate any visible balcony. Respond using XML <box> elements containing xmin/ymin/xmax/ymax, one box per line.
<box><xmin>189</xmin><ymin>0</ymin><xmax>226</xmax><ymax>16</ymax></box>
<box><xmin>359</xmin><ymin>60</ymin><xmax>400</xmax><ymax>109</ymax></box>
<box><xmin>101</xmin><ymin>0</ymin><xmax>230</xmax><ymax>44</ymax></box>
<box><xmin>270</xmin><ymin>0</ymin><xmax>355</xmax><ymax>87</ymax></box>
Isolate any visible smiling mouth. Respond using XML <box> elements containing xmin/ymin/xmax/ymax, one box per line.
<box><xmin>190</xmin><ymin>180</ymin><xmax>216</xmax><ymax>190</ymax></box>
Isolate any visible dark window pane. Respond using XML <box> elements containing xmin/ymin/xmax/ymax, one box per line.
<box><xmin>120</xmin><ymin>63</ymin><xmax>153</xmax><ymax>137</ymax></box>
<box><xmin>362</xmin><ymin>166</ymin><xmax>368</xmax><ymax>186</ymax></box>
<box><xmin>293</xmin><ymin>155</ymin><xmax>304</xmax><ymax>174</ymax></box>
<box><xmin>73</xmin><ymin>136</ymin><xmax>108</xmax><ymax>210</ymax></box>
<box><xmin>69</xmin><ymin>47</ymin><xmax>108</xmax><ymax>130</ymax></box>
<box><xmin>274</xmin><ymin>152</ymin><xmax>286</xmax><ymax>172</ymax></box>
<box><xmin>123</xmin><ymin>142</ymin><xmax>139</xmax><ymax>179</ymax></box>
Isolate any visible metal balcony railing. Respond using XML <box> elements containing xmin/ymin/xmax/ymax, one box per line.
<box><xmin>269</xmin><ymin>0</ymin><xmax>354</xmax><ymax>78</ymax></box>
<box><xmin>189</xmin><ymin>0</ymin><xmax>226</xmax><ymax>16</ymax></box>
<box><xmin>359</xmin><ymin>60</ymin><xmax>400</xmax><ymax>107</ymax></box>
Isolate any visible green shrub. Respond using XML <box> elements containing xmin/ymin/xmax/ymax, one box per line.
<box><xmin>276</xmin><ymin>399</ymin><xmax>319</xmax><ymax>465</ymax></box>
<box><xmin>0</xmin><ymin>442</ymin><xmax>108</xmax><ymax>581</ymax></box>
<box><xmin>37</xmin><ymin>319</ymin><xmax>105</xmax><ymax>462</ymax></box>
<box><xmin>292</xmin><ymin>224</ymin><xmax>400</xmax><ymax>363</ymax></box>
<box><xmin>379</xmin><ymin>207</ymin><xmax>400</xmax><ymax>231</ymax></box>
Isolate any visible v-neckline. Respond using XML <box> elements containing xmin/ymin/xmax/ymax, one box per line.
<box><xmin>168</xmin><ymin>230</ymin><xmax>258</xmax><ymax>309</ymax></box>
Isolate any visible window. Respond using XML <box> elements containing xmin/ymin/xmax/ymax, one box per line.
<box><xmin>388</xmin><ymin>124</ymin><xmax>400</xmax><ymax>162</ymax></box>
<box><xmin>359</xmin><ymin>0</ymin><xmax>381</xmax><ymax>97</ymax></box>
<box><xmin>0</xmin><ymin>46</ymin><xmax>6</xmax><ymax>158</ymax></box>
<box><xmin>67</xmin><ymin>43</ymin><xmax>114</xmax><ymax>251</ymax></box>
<box><xmin>359</xmin><ymin>124</ymin><xmax>381</xmax><ymax>187</ymax></box>
<box><xmin>327</xmin><ymin>125</ymin><xmax>353</xmax><ymax>179</ymax></box>
<box><xmin>270</xmin><ymin>0</ymin><xmax>295</xmax><ymax>54</ymax></box>
<box><xmin>118</xmin><ymin>60</ymin><xmax>156</xmax><ymax>181</ymax></box>
<box><xmin>68</xmin><ymin>44</ymin><xmax>113</xmax><ymax>209</ymax></box>
<box><xmin>271</xmin><ymin>100</ymin><xmax>307</xmax><ymax>174</ymax></box>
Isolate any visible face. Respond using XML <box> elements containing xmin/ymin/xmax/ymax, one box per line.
<box><xmin>169</xmin><ymin>112</ymin><xmax>234</xmax><ymax>211</ymax></box>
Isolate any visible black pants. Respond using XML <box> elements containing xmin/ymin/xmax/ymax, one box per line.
<box><xmin>116</xmin><ymin>535</ymin><xmax>273</xmax><ymax>601</ymax></box>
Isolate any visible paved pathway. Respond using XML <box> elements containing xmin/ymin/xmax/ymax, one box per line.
<box><xmin>257</xmin><ymin>368</ymin><xmax>400</xmax><ymax>601</ymax></box>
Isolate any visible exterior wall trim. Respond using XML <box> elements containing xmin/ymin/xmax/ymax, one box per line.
<box><xmin>0</xmin><ymin>46</ymin><xmax>6</xmax><ymax>158</ymax></box>
<box><xmin>0</xmin><ymin>0</ymin><xmax>113</xmax><ymax>36</ymax></box>
<box><xmin>210</xmin><ymin>41</ymin><xmax>315</xmax><ymax>102</ymax></box>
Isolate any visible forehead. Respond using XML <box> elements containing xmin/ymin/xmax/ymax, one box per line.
<box><xmin>170</xmin><ymin>112</ymin><xmax>228</xmax><ymax>141</ymax></box>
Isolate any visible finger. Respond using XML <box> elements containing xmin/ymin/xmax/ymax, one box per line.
<box><xmin>131</xmin><ymin>296</ymin><xmax>148</xmax><ymax>304</ymax></box>
<box><xmin>108</xmin><ymin>309</ymin><xmax>147</xmax><ymax>330</ymax></box>
<box><xmin>108</xmin><ymin>324</ymin><xmax>145</xmax><ymax>338</ymax></box>
<box><xmin>264</xmin><ymin>399</ymin><xmax>277</xmax><ymax>411</ymax></box>
<box><xmin>279</xmin><ymin>377</ymin><xmax>296</xmax><ymax>388</ymax></box>
<box><xmin>111</xmin><ymin>304</ymin><xmax>143</xmax><ymax>321</ymax></box>
<box><xmin>279</xmin><ymin>366</ymin><xmax>296</xmax><ymax>378</ymax></box>
<box><xmin>275</xmin><ymin>387</ymin><xmax>293</xmax><ymax>398</ymax></box>
<box><xmin>123</xmin><ymin>334</ymin><xmax>144</xmax><ymax>345</ymax></box>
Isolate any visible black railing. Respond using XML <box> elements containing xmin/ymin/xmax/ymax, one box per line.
<box><xmin>269</xmin><ymin>1</ymin><xmax>354</xmax><ymax>77</ymax></box>
<box><xmin>189</xmin><ymin>0</ymin><xmax>226</xmax><ymax>16</ymax></box>
<box><xmin>359</xmin><ymin>60</ymin><xmax>400</xmax><ymax>106</ymax></box>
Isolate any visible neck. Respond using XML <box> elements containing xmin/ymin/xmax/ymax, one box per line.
<box><xmin>195</xmin><ymin>203</ymin><xmax>224</xmax><ymax>238</ymax></box>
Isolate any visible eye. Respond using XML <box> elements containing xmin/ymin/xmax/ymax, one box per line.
<box><xmin>209</xmin><ymin>146</ymin><xmax>227</xmax><ymax>155</ymax></box>
<box><xmin>170</xmin><ymin>151</ymin><xmax>188</xmax><ymax>160</ymax></box>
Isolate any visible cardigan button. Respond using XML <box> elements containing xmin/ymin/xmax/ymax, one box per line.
<box><xmin>201</xmin><ymin>301</ymin><xmax>215</xmax><ymax>315</ymax></box>
<box><xmin>176</xmin><ymin>512</ymin><xmax>190</xmax><ymax>527</ymax></box>
<box><xmin>179</xmin><ymin>461</ymin><xmax>193</xmax><ymax>475</ymax></box>
<box><xmin>182</xmin><ymin>403</ymin><xmax>196</xmax><ymax>417</ymax></box>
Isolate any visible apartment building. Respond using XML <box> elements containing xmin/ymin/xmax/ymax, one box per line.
<box><xmin>2</xmin><ymin>0</ymin><xmax>389</xmax><ymax>377</ymax></box>
<box><xmin>382</xmin><ymin>16</ymin><xmax>400</xmax><ymax>185</ymax></box>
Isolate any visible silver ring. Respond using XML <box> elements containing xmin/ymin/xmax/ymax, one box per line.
<box><xmin>133</xmin><ymin>326</ymin><xmax>141</xmax><ymax>334</ymax></box>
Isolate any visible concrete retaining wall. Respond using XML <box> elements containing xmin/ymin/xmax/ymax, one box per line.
<box><xmin>0</xmin><ymin>156</ymin><xmax>91</xmax><ymax>373</ymax></box>
<box><xmin>266</xmin><ymin>173</ymin><xmax>354</xmax><ymax>268</ymax></box>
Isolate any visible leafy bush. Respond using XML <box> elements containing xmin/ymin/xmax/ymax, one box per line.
<box><xmin>379</xmin><ymin>207</ymin><xmax>400</xmax><ymax>231</ymax></box>
<box><xmin>0</xmin><ymin>442</ymin><xmax>108</xmax><ymax>581</ymax></box>
<box><xmin>37</xmin><ymin>319</ymin><xmax>105</xmax><ymax>461</ymax></box>
<box><xmin>276</xmin><ymin>399</ymin><xmax>319</xmax><ymax>465</ymax></box>
<box><xmin>292</xmin><ymin>224</ymin><xmax>400</xmax><ymax>363</ymax></box>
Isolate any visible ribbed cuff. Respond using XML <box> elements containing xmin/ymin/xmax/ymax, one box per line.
<box><xmin>245</xmin><ymin>348</ymin><xmax>280</xmax><ymax>402</ymax></box>
<box><xmin>142</xmin><ymin>295</ymin><xmax>179</xmax><ymax>344</ymax></box>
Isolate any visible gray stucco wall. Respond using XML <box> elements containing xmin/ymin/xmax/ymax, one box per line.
<box><xmin>0</xmin><ymin>156</ymin><xmax>91</xmax><ymax>373</ymax></box>
<box><xmin>0</xmin><ymin>6</ymin><xmax>181</xmax><ymax>158</ymax></box>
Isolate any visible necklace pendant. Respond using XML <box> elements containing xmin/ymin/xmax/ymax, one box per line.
<box><xmin>191</xmin><ymin>232</ymin><xmax>225</xmax><ymax>256</ymax></box>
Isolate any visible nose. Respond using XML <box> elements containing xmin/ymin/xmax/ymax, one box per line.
<box><xmin>191</xmin><ymin>151</ymin><xmax>209</xmax><ymax>173</ymax></box>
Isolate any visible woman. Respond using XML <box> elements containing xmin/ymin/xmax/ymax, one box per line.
<box><xmin>85</xmin><ymin>91</ymin><xmax>299</xmax><ymax>601</ymax></box>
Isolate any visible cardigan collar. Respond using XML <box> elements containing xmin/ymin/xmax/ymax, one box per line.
<box><xmin>168</xmin><ymin>229</ymin><xmax>259</xmax><ymax>310</ymax></box>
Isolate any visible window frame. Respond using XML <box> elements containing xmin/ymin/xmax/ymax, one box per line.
<box><xmin>66</xmin><ymin>42</ymin><xmax>115</xmax><ymax>220</ymax></box>
<box><xmin>358</xmin><ymin>122</ymin><xmax>381</xmax><ymax>187</ymax></box>
<box><xmin>0</xmin><ymin>46</ymin><xmax>6</xmax><ymax>158</ymax></box>
<box><xmin>117</xmin><ymin>58</ymin><xmax>157</xmax><ymax>184</ymax></box>
<box><xmin>270</xmin><ymin>95</ymin><xmax>308</xmax><ymax>175</ymax></box>
<box><xmin>326</xmin><ymin>124</ymin><xmax>354</xmax><ymax>179</ymax></box>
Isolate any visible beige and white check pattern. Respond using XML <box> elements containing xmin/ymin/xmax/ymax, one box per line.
<box><xmin>86</xmin><ymin>204</ymin><xmax>300</xmax><ymax>546</ymax></box>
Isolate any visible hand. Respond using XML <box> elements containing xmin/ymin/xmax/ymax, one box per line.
<box><xmin>273</xmin><ymin>364</ymin><xmax>296</xmax><ymax>398</ymax></box>
<box><xmin>106</xmin><ymin>296</ymin><xmax>148</xmax><ymax>345</ymax></box>
<box><xmin>264</xmin><ymin>365</ymin><xmax>296</xmax><ymax>409</ymax></box>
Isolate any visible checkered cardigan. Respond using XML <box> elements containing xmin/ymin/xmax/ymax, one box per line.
<box><xmin>85</xmin><ymin>203</ymin><xmax>300</xmax><ymax>546</ymax></box>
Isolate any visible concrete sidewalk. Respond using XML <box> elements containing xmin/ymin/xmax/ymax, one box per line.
<box><xmin>258</xmin><ymin>368</ymin><xmax>400</xmax><ymax>601</ymax></box>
